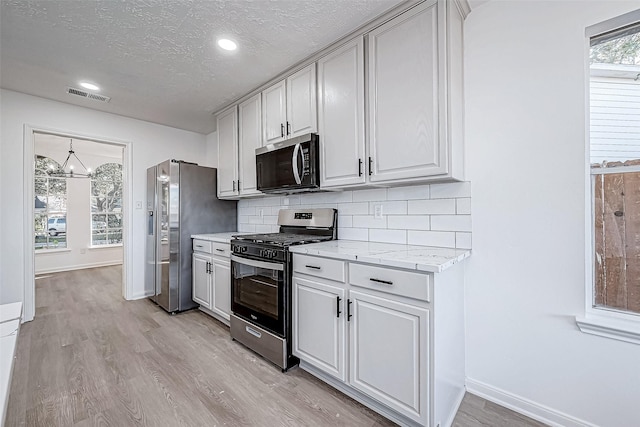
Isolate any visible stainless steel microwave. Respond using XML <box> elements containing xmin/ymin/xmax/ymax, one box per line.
<box><xmin>256</xmin><ymin>133</ymin><xmax>320</xmax><ymax>194</ymax></box>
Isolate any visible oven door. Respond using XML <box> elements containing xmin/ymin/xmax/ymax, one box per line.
<box><xmin>231</xmin><ymin>255</ymin><xmax>285</xmax><ymax>337</ymax></box>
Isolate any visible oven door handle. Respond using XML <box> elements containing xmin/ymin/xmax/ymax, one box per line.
<box><xmin>292</xmin><ymin>143</ymin><xmax>302</xmax><ymax>185</ymax></box>
<box><xmin>231</xmin><ymin>255</ymin><xmax>284</xmax><ymax>271</ymax></box>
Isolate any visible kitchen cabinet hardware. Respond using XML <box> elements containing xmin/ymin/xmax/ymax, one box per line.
<box><xmin>614</xmin><ymin>210</ymin><xmax>624</xmax><ymax>217</ymax></box>
<box><xmin>370</xmin><ymin>278</ymin><xmax>393</xmax><ymax>285</ymax></box>
<box><xmin>347</xmin><ymin>299</ymin><xmax>352</xmax><ymax>321</ymax></box>
<box><xmin>195</xmin><ymin>244</ymin><xmax>203</xmax><ymax>248</ymax></box>
<box><xmin>232</xmin><ymin>180</ymin><xmax>236</xmax><ymax>192</ymax></box>
<box><xmin>336</xmin><ymin>296</ymin><xmax>342</xmax><ymax>318</ymax></box>
<box><xmin>281</xmin><ymin>123</ymin><xmax>285</xmax><ymax>137</ymax></box>
<box><xmin>216</xmin><ymin>248</ymin><xmax>225</xmax><ymax>253</ymax></box>
<box><xmin>368</xmin><ymin>157</ymin><xmax>373</xmax><ymax>176</ymax></box>
<box><xmin>358</xmin><ymin>159</ymin><xmax>363</xmax><ymax>176</ymax></box>
<box><xmin>305</xmin><ymin>265</ymin><xmax>321</xmax><ymax>270</ymax></box>
<box><xmin>287</xmin><ymin>121</ymin><xmax>291</xmax><ymax>135</ymax></box>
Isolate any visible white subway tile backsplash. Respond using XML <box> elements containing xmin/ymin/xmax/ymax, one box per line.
<box><xmin>387</xmin><ymin>184</ymin><xmax>430</xmax><ymax>200</ymax></box>
<box><xmin>408</xmin><ymin>199</ymin><xmax>456</xmax><ymax>215</ymax></box>
<box><xmin>338</xmin><ymin>202</ymin><xmax>369</xmax><ymax>215</ymax></box>
<box><xmin>368</xmin><ymin>201</ymin><xmax>408</xmax><ymax>215</ymax></box>
<box><xmin>430</xmin><ymin>182</ymin><xmax>471</xmax><ymax>199</ymax></box>
<box><xmin>255</xmin><ymin>224</ymin><xmax>276</xmax><ymax>233</ymax></box>
<box><xmin>352</xmin><ymin>188</ymin><xmax>387</xmax><ymax>202</ymax></box>
<box><xmin>369</xmin><ymin>229</ymin><xmax>407</xmax><ymax>244</ymax></box>
<box><xmin>239</xmin><ymin>207</ymin><xmax>256</xmax><ymax>216</ymax></box>
<box><xmin>353</xmin><ymin>215</ymin><xmax>387</xmax><ymax>229</ymax></box>
<box><xmin>338</xmin><ymin>215</ymin><xmax>353</xmax><ymax>228</ymax></box>
<box><xmin>408</xmin><ymin>230</ymin><xmax>456</xmax><ymax>248</ymax></box>
<box><xmin>237</xmin><ymin>182</ymin><xmax>471</xmax><ymax>249</ymax></box>
<box><xmin>387</xmin><ymin>215</ymin><xmax>430</xmax><ymax>230</ymax></box>
<box><xmin>238</xmin><ymin>223</ymin><xmax>256</xmax><ymax>232</ymax></box>
<box><xmin>339</xmin><ymin>228</ymin><xmax>368</xmax><ymax>241</ymax></box>
<box><xmin>456</xmin><ymin>198</ymin><xmax>471</xmax><ymax>214</ymax></box>
<box><xmin>248</xmin><ymin>216</ymin><xmax>263</xmax><ymax>225</ymax></box>
<box><xmin>431</xmin><ymin>215</ymin><xmax>471</xmax><ymax>232</ymax></box>
<box><xmin>456</xmin><ymin>232</ymin><xmax>472</xmax><ymax>249</ymax></box>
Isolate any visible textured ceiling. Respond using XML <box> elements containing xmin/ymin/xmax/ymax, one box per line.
<box><xmin>1</xmin><ymin>0</ymin><xmax>404</xmax><ymax>134</ymax></box>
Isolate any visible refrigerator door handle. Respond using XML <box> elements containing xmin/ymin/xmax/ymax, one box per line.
<box><xmin>148</xmin><ymin>211</ymin><xmax>154</xmax><ymax>235</ymax></box>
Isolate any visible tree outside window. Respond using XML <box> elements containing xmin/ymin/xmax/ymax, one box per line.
<box><xmin>91</xmin><ymin>163</ymin><xmax>123</xmax><ymax>245</ymax></box>
<box><xmin>35</xmin><ymin>156</ymin><xmax>67</xmax><ymax>250</ymax></box>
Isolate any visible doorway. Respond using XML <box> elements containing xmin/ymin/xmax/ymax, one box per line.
<box><xmin>23</xmin><ymin>126</ymin><xmax>133</xmax><ymax>322</ymax></box>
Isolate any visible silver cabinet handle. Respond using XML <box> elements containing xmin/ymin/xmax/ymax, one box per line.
<box><xmin>292</xmin><ymin>143</ymin><xmax>302</xmax><ymax>185</ymax></box>
<box><xmin>216</xmin><ymin>248</ymin><xmax>225</xmax><ymax>252</ymax></box>
<box><xmin>305</xmin><ymin>265</ymin><xmax>321</xmax><ymax>270</ymax></box>
<box><xmin>370</xmin><ymin>278</ymin><xmax>393</xmax><ymax>285</ymax></box>
<box><xmin>233</xmin><ymin>180</ymin><xmax>236</xmax><ymax>192</ymax></box>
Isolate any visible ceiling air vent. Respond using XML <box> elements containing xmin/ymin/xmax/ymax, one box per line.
<box><xmin>66</xmin><ymin>87</ymin><xmax>111</xmax><ymax>103</ymax></box>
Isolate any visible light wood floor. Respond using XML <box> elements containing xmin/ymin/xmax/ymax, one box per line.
<box><xmin>7</xmin><ymin>266</ymin><xmax>546</xmax><ymax>427</ymax></box>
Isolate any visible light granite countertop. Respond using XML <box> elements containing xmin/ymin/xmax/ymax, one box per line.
<box><xmin>289</xmin><ymin>240</ymin><xmax>471</xmax><ymax>273</ymax></box>
<box><xmin>191</xmin><ymin>232</ymin><xmax>253</xmax><ymax>243</ymax></box>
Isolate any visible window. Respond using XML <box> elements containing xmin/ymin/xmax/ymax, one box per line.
<box><xmin>34</xmin><ymin>156</ymin><xmax>67</xmax><ymax>250</ymax></box>
<box><xmin>590</xmin><ymin>22</ymin><xmax>640</xmax><ymax>316</ymax></box>
<box><xmin>90</xmin><ymin>163</ymin><xmax>123</xmax><ymax>246</ymax></box>
<box><xmin>578</xmin><ymin>11</ymin><xmax>640</xmax><ymax>345</ymax></box>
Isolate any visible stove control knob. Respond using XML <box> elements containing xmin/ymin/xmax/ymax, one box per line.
<box><xmin>241</xmin><ymin>246</ymin><xmax>247</xmax><ymax>253</ymax></box>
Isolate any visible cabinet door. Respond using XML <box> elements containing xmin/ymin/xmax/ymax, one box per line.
<box><xmin>211</xmin><ymin>260</ymin><xmax>231</xmax><ymax>321</ymax></box>
<box><xmin>193</xmin><ymin>253</ymin><xmax>212</xmax><ymax>309</ymax></box>
<box><xmin>262</xmin><ymin>80</ymin><xmax>287</xmax><ymax>145</ymax></box>
<box><xmin>217</xmin><ymin>105</ymin><xmax>239</xmax><ymax>198</ymax></box>
<box><xmin>238</xmin><ymin>94</ymin><xmax>262</xmax><ymax>196</ymax></box>
<box><xmin>368</xmin><ymin>1</ymin><xmax>447</xmax><ymax>182</ymax></box>
<box><xmin>286</xmin><ymin>64</ymin><xmax>317</xmax><ymax>138</ymax></box>
<box><xmin>349</xmin><ymin>290</ymin><xmax>429</xmax><ymax>425</ymax></box>
<box><xmin>293</xmin><ymin>276</ymin><xmax>346</xmax><ymax>381</ymax></box>
<box><xmin>318</xmin><ymin>38</ymin><xmax>366</xmax><ymax>188</ymax></box>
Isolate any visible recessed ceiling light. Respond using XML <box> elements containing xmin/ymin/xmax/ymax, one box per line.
<box><xmin>79</xmin><ymin>82</ymin><xmax>100</xmax><ymax>91</ymax></box>
<box><xmin>217</xmin><ymin>39</ymin><xmax>237</xmax><ymax>51</ymax></box>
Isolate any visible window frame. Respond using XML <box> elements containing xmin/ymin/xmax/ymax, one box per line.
<box><xmin>34</xmin><ymin>157</ymin><xmax>68</xmax><ymax>251</ymax></box>
<box><xmin>89</xmin><ymin>162</ymin><xmax>123</xmax><ymax>248</ymax></box>
<box><xmin>577</xmin><ymin>9</ymin><xmax>640</xmax><ymax>345</ymax></box>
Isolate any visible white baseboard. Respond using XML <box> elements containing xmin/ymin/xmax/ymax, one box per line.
<box><xmin>35</xmin><ymin>260</ymin><xmax>122</xmax><ymax>275</ymax></box>
<box><xmin>130</xmin><ymin>291</ymin><xmax>154</xmax><ymax>300</ymax></box>
<box><xmin>465</xmin><ymin>378</ymin><xmax>596</xmax><ymax>427</ymax></box>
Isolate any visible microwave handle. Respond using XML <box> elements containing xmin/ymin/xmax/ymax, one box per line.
<box><xmin>292</xmin><ymin>143</ymin><xmax>302</xmax><ymax>185</ymax></box>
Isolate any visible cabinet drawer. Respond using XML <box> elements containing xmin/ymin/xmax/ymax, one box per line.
<box><xmin>192</xmin><ymin>239</ymin><xmax>213</xmax><ymax>254</ymax></box>
<box><xmin>293</xmin><ymin>254</ymin><xmax>346</xmax><ymax>283</ymax></box>
<box><xmin>349</xmin><ymin>263</ymin><xmax>430</xmax><ymax>302</ymax></box>
<box><xmin>212</xmin><ymin>242</ymin><xmax>230</xmax><ymax>258</ymax></box>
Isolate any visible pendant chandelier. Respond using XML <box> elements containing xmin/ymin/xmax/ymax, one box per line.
<box><xmin>48</xmin><ymin>139</ymin><xmax>93</xmax><ymax>178</ymax></box>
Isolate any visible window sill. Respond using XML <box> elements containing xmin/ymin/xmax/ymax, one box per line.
<box><xmin>88</xmin><ymin>244</ymin><xmax>123</xmax><ymax>250</ymax></box>
<box><xmin>576</xmin><ymin>313</ymin><xmax>640</xmax><ymax>345</ymax></box>
<box><xmin>35</xmin><ymin>248</ymin><xmax>71</xmax><ymax>254</ymax></box>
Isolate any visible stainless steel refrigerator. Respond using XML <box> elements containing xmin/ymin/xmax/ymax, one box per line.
<box><xmin>146</xmin><ymin>160</ymin><xmax>237</xmax><ymax>313</ymax></box>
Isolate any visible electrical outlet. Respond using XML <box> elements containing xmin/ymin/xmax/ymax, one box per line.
<box><xmin>135</xmin><ymin>201</ymin><xmax>143</xmax><ymax>209</ymax></box>
<box><xmin>282</xmin><ymin>197</ymin><xmax>289</xmax><ymax>206</ymax></box>
<box><xmin>259</xmin><ymin>209</ymin><xmax>264</xmax><ymax>218</ymax></box>
<box><xmin>374</xmin><ymin>204</ymin><xmax>383</xmax><ymax>219</ymax></box>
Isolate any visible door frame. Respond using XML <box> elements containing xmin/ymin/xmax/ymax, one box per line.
<box><xmin>22</xmin><ymin>124</ymin><xmax>134</xmax><ymax>322</ymax></box>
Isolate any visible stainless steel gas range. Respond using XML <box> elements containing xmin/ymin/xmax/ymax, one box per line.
<box><xmin>230</xmin><ymin>208</ymin><xmax>337</xmax><ymax>371</ymax></box>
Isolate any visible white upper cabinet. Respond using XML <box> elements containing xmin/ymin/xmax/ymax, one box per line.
<box><xmin>262</xmin><ymin>64</ymin><xmax>317</xmax><ymax>145</ymax></box>
<box><xmin>318</xmin><ymin>37</ymin><xmax>366</xmax><ymax>188</ymax></box>
<box><xmin>216</xmin><ymin>105</ymin><xmax>239</xmax><ymax>198</ymax></box>
<box><xmin>368</xmin><ymin>0</ymin><xmax>446</xmax><ymax>182</ymax></box>
<box><xmin>287</xmin><ymin>64</ymin><xmax>317</xmax><ymax>138</ymax></box>
<box><xmin>262</xmin><ymin>80</ymin><xmax>287</xmax><ymax>145</ymax></box>
<box><xmin>238</xmin><ymin>94</ymin><xmax>262</xmax><ymax>196</ymax></box>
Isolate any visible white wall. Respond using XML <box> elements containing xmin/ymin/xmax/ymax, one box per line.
<box><xmin>0</xmin><ymin>89</ymin><xmax>207</xmax><ymax>303</ymax></box>
<box><xmin>464</xmin><ymin>2</ymin><xmax>640</xmax><ymax>426</ymax></box>
<box><xmin>205</xmin><ymin>131</ymin><xmax>218</xmax><ymax>169</ymax></box>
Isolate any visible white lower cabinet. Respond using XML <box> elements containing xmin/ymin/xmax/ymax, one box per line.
<box><xmin>292</xmin><ymin>253</ymin><xmax>464</xmax><ymax>427</ymax></box>
<box><xmin>349</xmin><ymin>290</ymin><xmax>428</xmax><ymax>424</ymax></box>
<box><xmin>193</xmin><ymin>240</ymin><xmax>232</xmax><ymax>325</ymax></box>
<box><xmin>211</xmin><ymin>260</ymin><xmax>231</xmax><ymax>321</ymax></box>
<box><xmin>293</xmin><ymin>276</ymin><xmax>347</xmax><ymax>382</ymax></box>
<box><xmin>192</xmin><ymin>253</ymin><xmax>212</xmax><ymax>308</ymax></box>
